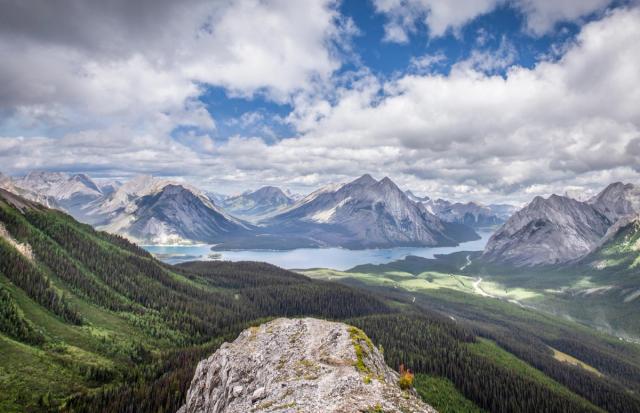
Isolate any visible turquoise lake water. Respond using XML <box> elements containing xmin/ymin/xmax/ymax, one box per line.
<box><xmin>144</xmin><ymin>230</ymin><xmax>494</xmax><ymax>271</ymax></box>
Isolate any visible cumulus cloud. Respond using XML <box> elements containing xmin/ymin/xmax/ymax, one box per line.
<box><xmin>210</xmin><ymin>7</ymin><xmax>640</xmax><ymax>202</ymax></box>
<box><xmin>0</xmin><ymin>0</ymin><xmax>351</xmax><ymax>129</ymax></box>
<box><xmin>1</xmin><ymin>1</ymin><xmax>639</xmax><ymax>204</ymax></box>
<box><xmin>372</xmin><ymin>0</ymin><xmax>614</xmax><ymax>41</ymax></box>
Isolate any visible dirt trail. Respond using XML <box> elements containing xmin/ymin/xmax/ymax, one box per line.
<box><xmin>473</xmin><ymin>277</ymin><xmax>495</xmax><ymax>298</ymax></box>
<box><xmin>459</xmin><ymin>254</ymin><xmax>472</xmax><ymax>271</ymax></box>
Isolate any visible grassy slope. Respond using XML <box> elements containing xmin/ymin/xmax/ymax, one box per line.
<box><xmin>0</xmin><ymin>279</ymin><xmax>120</xmax><ymax>411</ymax></box>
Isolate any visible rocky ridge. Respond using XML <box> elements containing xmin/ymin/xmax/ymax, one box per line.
<box><xmin>178</xmin><ymin>318</ymin><xmax>436</xmax><ymax>413</ymax></box>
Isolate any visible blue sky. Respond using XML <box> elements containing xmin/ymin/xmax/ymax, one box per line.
<box><xmin>199</xmin><ymin>1</ymin><xmax>584</xmax><ymax>142</ymax></box>
<box><xmin>0</xmin><ymin>0</ymin><xmax>639</xmax><ymax>202</ymax></box>
<box><xmin>195</xmin><ymin>0</ymin><xmax>620</xmax><ymax>146</ymax></box>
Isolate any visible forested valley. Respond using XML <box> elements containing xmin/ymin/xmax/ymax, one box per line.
<box><xmin>1</xmin><ymin>188</ymin><xmax>640</xmax><ymax>413</ymax></box>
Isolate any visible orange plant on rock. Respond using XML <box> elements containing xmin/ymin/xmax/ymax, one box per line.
<box><xmin>398</xmin><ymin>363</ymin><xmax>414</xmax><ymax>390</ymax></box>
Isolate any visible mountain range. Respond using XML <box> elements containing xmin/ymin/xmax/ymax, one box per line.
<box><xmin>221</xmin><ymin>186</ymin><xmax>294</xmax><ymax>221</ymax></box>
<box><xmin>4</xmin><ymin>186</ymin><xmax>636</xmax><ymax>413</ymax></box>
<box><xmin>406</xmin><ymin>190</ymin><xmax>517</xmax><ymax>228</ymax></box>
<box><xmin>0</xmin><ymin>171</ymin><xmax>483</xmax><ymax>249</ymax></box>
<box><xmin>5</xmin><ymin>170</ymin><xmax>638</xmax><ymax>264</ymax></box>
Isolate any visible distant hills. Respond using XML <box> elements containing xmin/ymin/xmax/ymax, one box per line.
<box><xmin>406</xmin><ymin>190</ymin><xmax>517</xmax><ymax>228</ymax></box>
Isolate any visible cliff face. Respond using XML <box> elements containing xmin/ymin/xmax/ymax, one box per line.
<box><xmin>178</xmin><ymin>318</ymin><xmax>436</xmax><ymax>413</ymax></box>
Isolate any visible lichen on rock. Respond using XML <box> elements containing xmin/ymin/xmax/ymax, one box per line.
<box><xmin>177</xmin><ymin>317</ymin><xmax>436</xmax><ymax>413</ymax></box>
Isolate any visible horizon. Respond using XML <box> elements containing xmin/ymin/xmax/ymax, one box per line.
<box><xmin>3</xmin><ymin>168</ymin><xmax>630</xmax><ymax>207</ymax></box>
<box><xmin>1</xmin><ymin>1</ymin><xmax>639</xmax><ymax>204</ymax></box>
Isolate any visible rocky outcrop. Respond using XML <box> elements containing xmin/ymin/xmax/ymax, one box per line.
<box><xmin>178</xmin><ymin>318</ymin><xmax>436</xmax><ymax>413</ymax></box>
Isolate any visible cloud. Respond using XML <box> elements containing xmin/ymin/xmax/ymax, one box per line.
<box><xmin>517</xmin><ymin>0</ymin><xmax>612</xmax><ymax>35</ymax></box>
<box><xmin>453</xmin><ymin>36</ymin><xmax>518</xmax><ymax>74</ymax></box>
<box><xmin>0</xmin><ymin>0</ymin><xmax>351</xmax><ymax>130</ymax></box>
<box><xmin>409</xmin><ymin>52</ymin><xmax>448</xmax><ymax>73</ymax></box>
<box><xmin>211</xmin><ymin>6</ymin><xmax>640</xmax><ymax>202</ymax></box>
<box><xmin>1</xmin><ymin>2</ymin><xmax>639</xmax><ymax>204</ymax></box>
<box><xmin>372</xmin><ymin>0</ymin><xmax>614</xmax><ymax>41</ymax></box>
<box><xmin>373</xmin><ymin>0</ymin><xmax>498</xmax><ymax>40</ymax></box>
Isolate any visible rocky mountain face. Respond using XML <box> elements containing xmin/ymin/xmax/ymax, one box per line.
<box><xmin>92</xmin><ymin>178</ymin><xmax>249</xmax><ymax>244</ymax></box>
<box><xmin>264</xmin><ymin>174</ymin><xmax>478</xmax><ymax>249</ymax></box>
<box><xmin>178</xmin><ymin>318</ymin><xmax>435</xmax><ymax>413</ymax></box>
<box><xmin>222</xmin><ymin>186</ymin><xmax>294</xmax><ymax>222</ymax></box>
<box><xmin>486</xmin><ymin>203</ymin><xmax>520</xmax><ymax>221</ymax></box>
<box><xmin>406</xmin><ymin>191</ymin><xmax>514</xmax><ymax>228</ymax></box>
<box><xmin>97</xmin><ymin>180</ymin><xmax>122</xmax><ymax>196</ymax></box>
<box><xmin>588</xmin><ymin>182</ymin><xmax>640</xmax><ymax>223</ymax></box>
<box><xmin>80</xmin><ymin>175</ymin><xmax>181</xmax><ymax>225</ymax></box>
<box><xmin>483</xmin><ymin>182</ymin><xmax>640</xmax><ymax>267</ymax></box>
<box><xmin>0</xmin><ymin>171</ymin><xmax>101</xmax><ymax>212</ymax></box>
<box><xmin>432</xmin><ymin>201</ymin><xmax>503</xmax><ymax>228</ymax></box>
<box><xmin>483</xmin><ymin>194</ymin><xmax>612</xmax><ymax>266</ymax></box>
<box><xmin>17</xmin><ymin>171</ymin><xmax>103</xmax><ymax>207</ymax></box>
<box><xmin>206</xmin><ymin>191</ymin><xmax>229</xmax><ymax>206</ymax></box>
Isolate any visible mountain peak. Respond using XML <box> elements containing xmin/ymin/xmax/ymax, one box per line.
<box><xmin>221</xmin><ymin>185</ymin><xmax>293</xmax><ymax>222</ymax></box>
<box><xmin>589</xmin><ymin>181</ymin><xmax>639</xmax><ymax>222</ymax></box>
<box><xmin>253</xmin><ymin>185</ymin><xmax>287</xmax><ymax>197</ymax></box>
<box><xmin>351</xmin><ymin>173</ymin><xmax>377</xmax><ymax>186</ymax></box>
<box><xmin>178</xmin><ymin>318</ymin><xmax>435</xmax><ymax>413</ymax></box>
<box><xmin>379</xmin><ymin>176</ymin><xmax>395</xmax><ymax>186</ymax></box>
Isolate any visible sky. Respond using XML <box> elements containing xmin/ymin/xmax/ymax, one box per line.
<box><xmin>0</xmin><ymin>0</ymin><xmax>639</xmax><ymax>203</ymax></box>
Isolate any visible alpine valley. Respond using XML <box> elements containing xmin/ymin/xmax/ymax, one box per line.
<box><xmin>1</xmin><ymin>171</ymin><xmax>640</xmax><ymax>413</ymax></box>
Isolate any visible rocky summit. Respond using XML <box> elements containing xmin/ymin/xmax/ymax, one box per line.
<box><xmin>178</xmin><ymin>318</ymin><xmax>436</xmax><ymax>413</ymax></box>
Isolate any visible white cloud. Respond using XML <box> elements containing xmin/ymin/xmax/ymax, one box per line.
<box><xmin>2</xmin><ymin>2</ymin><xmax>639</xmax><ymax>204</ymax></box>
<box><xmin>453</xmin><ymin>36</ymin><xmax>518</xmax><ymax>74</ymax></box>
<box><xmin>373</xmin><ymin>0</ymin><xmax>497</xmax><ymax>40</ymax></box>
<box><xmin>517</xmin><ymin>0</ymin><xmax>612</xmax><ymax>35</ymax></box>
<box><xmin>409</xmin><ymin>52</ymin><xmax>448</xmax><ymax>73</ymax></box>
<box><xmin>205</xmin><ymin>7</ymin><xmax>640</xmax><ymax>202</ymax></box>
<box><xmin>0</xmin><ymin>0</ymin><xmax>350</xmax><ymax>130</ymax></box>
<box><xmin>372</xmin><ymin>0</ymin><xmax>614</xmax><ymax>41</ymax></box>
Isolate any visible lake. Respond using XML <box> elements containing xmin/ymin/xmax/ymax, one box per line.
<box><xmin>143</xmin><ymin>230</ymin><xmax>495</xmax><ymax>270</ymax></box>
